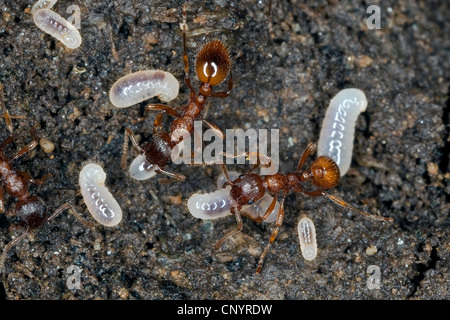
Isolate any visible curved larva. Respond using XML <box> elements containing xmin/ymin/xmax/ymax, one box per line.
<box><xmin>31</xmin><ymin>0</ymin><xmax>58</xmax><ymax>15</ymax></box>
<box><xmin>187</xmin><ymin>186</ymin><xmax>233</xmax><ymax>220</ymax></box>
<box><xmin>33</xmin><ymin>9</ymin><xmax>82</xmax><ymax>49</ymax></box>
<box><xmin>129</xmin><ymin>154</ymin><xmax>158</xmax><ymax>180</ymax></box>
<box><xmin>297</xmin><ymin>215</ymin><xmax>317</xmax><ymax>261</ymax></box>
<box><xmin>79</xmin><ymin>163</ymin><xmax>122</xmax><ymax>227</ymax></box>
<box><xmin>317</xmin><ymin>88</ymin><xmax>368</xmax><ymax>176</ymax></box>
<box><xmin>109</xmin><ymin>70</ymin><xmax>179</xmax><ymax>108</ymax></box>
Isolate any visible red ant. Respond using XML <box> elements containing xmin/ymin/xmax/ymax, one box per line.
<box><xmin>216</xmin><ymin>142</ymin><xmax>393</xmax><ymax>273</ymax></box>
<box><xmin>121</xmin><ymin>6</ymin><xmax>233</xmax><ymax>182</ymax></box>
<box><xmin>0</xmin><ymin>127</ymin><xmax>93</xmax><ymax>274</ymax></box>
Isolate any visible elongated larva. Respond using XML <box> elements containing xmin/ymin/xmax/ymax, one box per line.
<box><xmin>79</xmin><ymin>163</ymin><xmax>122</xmax><ymax>227</ymax></box>
<box><xmin>109</xmin><ymin>70</ymin><xmax>179</xmax><ymax>108</ymax></box>
<box><xmin>187</xmin><ymin>186</ymin><xmax>233</xmax><ymax>220</ymax></box>
<box><xmin>317</xmin><ymin>88</ymin><xmax>368</xmax><ymax>176</ymax></box>
<box><xmin>33</xmin><ymin>8</ymin><xmax>82</xmax><ymax>49</ymax></box>
<box><xmin>297</xmin><ymin>215</ymin><xmax>317</xmax><ymax>261</ymax></box>
<box><xmin>129</xmin><ymin>154</ymin><xmax>157</xmax><ymax>180</ymax></box>
<box><xmin>31</xmin><ymin>0</ymin><xmax>57</xmax><ymax>15</ymax></box>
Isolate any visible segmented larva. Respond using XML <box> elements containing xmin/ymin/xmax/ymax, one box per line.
<box><xmin>31</xmin><ymin>0</ymin><xmax>58</xmax><ymax>15</ymax></box>
<box><xmin>297</xmin><ymin>215</ymin><xmax>317</xmax><ymax>261</ymax></box>
<box><xmin>317</xmin><ymin>88</ymin><xmax>368</xmax><ymax>176</ymax></box>
<box><xmin>33</xmin><ymin>8</ymin><xmax>82</xmax><ymax>49</ymax></box>
<box><xmin>109</xmin><ymin>70</ymin><xmax>180</xmax><ymax>108</ymax></box>
<box><xmin>187</xmin><ymin>186</ymin><xmax>234</xmax><ymax>220</ymax></box>
<box><xmin>129</xmin><ymin>154</ymin><xmax>157</xmax><ymax>181</ymax></box>
<box><xmin>79</xmin><ymin>163</ymin><xmax>122</xmax><ymax>227</ymax></box>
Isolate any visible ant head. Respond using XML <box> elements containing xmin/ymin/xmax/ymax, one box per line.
<box><xmin>196</xmin><ymin>40</ymin><xmax>231</xmax><ymax>86</ymax></box>
<box><xmin>15</xmin><ymin>196</ymin><xmax>47</xmax><ymax>229</ymax></box>
<box><xmin>229</xmin><ymin>173</ymin><xmax>265</xmax><ymax>208</ymax></box>
<box><xmin>308</xmin><ymin>156</ymin><xmax>340</xmax><ymax>189</ymax></box>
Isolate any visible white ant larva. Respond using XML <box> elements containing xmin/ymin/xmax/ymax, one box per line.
<box><xmin>79</xmin><ymin>163</ymin><xmax>122</xmax><ymax>227</ymax></box>
<box><xmin>33</xmin><ymin>8</ymin><xmax>82</xmax><ymax>49</ymax></box>
<box><xmin>317</xmin><ymin>88</ymin><xmax>368</xmax><ymax>177</ymax></box>
<box><xmin>109</xmin><ymin>70</ymin><xmax>180</xmax><ymax>108</ymax></box>
<box><xmin>297</xmin><ymin>215</ymin><xmax>318</xmax><ymax>261</ymax></box>
<box><xmin>128</xmin><ymin>154</ymin><xmax>158</xmax><ymax>181</ymax></box>
<box><xmin>31</xmin><ymin>0</ymin><xmax>58</xmax><ymax>15</ymax></box>
<box><xmin>187</xmin><ymin>186</ymin><xmax>234</xmax><ymax>220</ymax></box>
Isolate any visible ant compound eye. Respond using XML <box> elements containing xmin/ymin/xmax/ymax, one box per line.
<box><xmin>238</xmin><ymin>174</ymin><xmax>245</xmax><ymax>179</ymax></box>
<box><xmin>196</xmin><ymin>40</ymin><xmax>231</xmax><ymax>86</ymax></box>
<box><xmin>310</xmin><ymin>156</ymin><xmax>340</xmax><ymax>189</ymax></box>
<box><xmin>247</xmin><ymin>200</ymin><xmax>254</xmax><ymax>205</ymax></box>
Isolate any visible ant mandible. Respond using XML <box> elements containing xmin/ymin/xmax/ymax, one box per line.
<box><xmin>121</xmin><ymin>5</ymin><xmax>233</xmax><ymax>182</ymax></box>
<box><xmin>0</xmin><ymin>126</ymin><xmax>93</xmax><ymax>273</ymax></box>
<box><xmin>216</xmin><ymin>142</ymin><xmax>393</xmax><ymax>273</ymax></box>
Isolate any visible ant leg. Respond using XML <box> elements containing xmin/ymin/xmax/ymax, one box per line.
<box><xmin>260</xmin><ymin>194</ymin><xmax>278</xmax><ymax>221</ymax></box>
<box><xmin>300</xmin><ymin>189</ymin><xmax>393</xmax><ymax>222</ymax></box>
<box><xmin>47</xmin><ymin>203</ymin><xmax>96</xmax><ymax>228</ymax></box>
<box><xmin>18</xmin><ymin>171</ymin><xmax>52</xmax><ymax>186</ymax></box>
<box><xmin>256</xmin><ymin>193</ymin><xmax>287</xmax><ymax>274</ymax></box>
<box><xmin>121</xmin><ymin>128</ymin><xmax>144</xmax><ymax>169</ymax></box>
<box><xmin>296</xmin><ymin>142</ymin><xmax>316</xmax><ymax>172</ymax></box>
<box><xmin>198</xmin><ymin>115</ymin><xmax>225</xmax><ymax>139</ymax></box>
<box><xmin>0</xmin><ymin>227</ymin><xmax>30</xmax><ymax>274</ymax></box>
<box><xmin>0</xmin><ymin>136</ymin><xmax>14</xmax><ymax>150</ymax></box>
<box><xmin>0</xmin><ymin>83</ymin><xmax>13</xmax><ymax>133</ymax></box>
<box><xmin>180</xmin><ymin>4</ymin><xmax>196</xmax><ymax>99</ymax></box>
<box><xmin>214</xmin><ymin>204</ymin><xmax>243</xmax><ymax>250</ymax></box>
<box><xmin>210</xmin><ymin>72</ymin><xmax>233</xmax><ymax>98</ymax></box>
<box><xmin>10</xmin><ymin>140</ymin><xmax>38</xmax><ymax>162</ymax></box>
<box><xmin>267</xmin><ymin>0</ymin><xmax>275</xmax><ymax>39</ymax></box>
<box><xmin>0</xmin><ymin>185</ymin><xmax>4</xmax><ymax>213</ymax></box>
<box><xmin>132</xmin><ymin>104</ymin><xmax>181</xmax><ymax>124</ymax></box>
<box><xmin>155</xmin><ymin>167</ymin><xmax>186</xmax><ymax>182</ymax></box>
<box><xmin>220</xmin><ymin>163</ymin><xmax>233</xmax><ymax>185</ymax></box>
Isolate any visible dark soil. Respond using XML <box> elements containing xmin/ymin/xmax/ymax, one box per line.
<box><xmin>0</xmin><ymin>0</ymin><xmax>448</xmax><ymax>299</ymax></box>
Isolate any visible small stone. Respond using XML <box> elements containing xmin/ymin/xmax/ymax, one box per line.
<box><xmin>39</xmin><ymin>138</ymin><xmax>55</xmax><ymax>153</ymax></box>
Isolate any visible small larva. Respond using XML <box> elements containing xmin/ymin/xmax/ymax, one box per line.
<box><xmin>297</xmin><ymin>215</ymin><xmax>317</xmax><ymax>261</ymax></box>
<box><xmin>33</xmin><ymin>8</ymin><xmax>82</xmax><ymax>49</ymax></box>
<box><xmin>79</xmin><ymin>163</ymin><xmax>122</xmax><ymax>227</ymax></box>
<box><xmin>31</xmin><ymin>0</ymin><xmax>58</xmax><ymax>15</ymax></box>
<box><xmin>109</xmin><ymin>70</ymin><xmax>180</xmax><ymax>108</ymax></box>
<box><xmin>187</xmin><ymin>186</ymin><xmax>234</xmax><ymax>220</ymax></box>
<box><xmin>129</xmin><ymin>154</ymin><xmax>157</xmax><ymax>181</ymax></box>
<box><xmin>317</xmin><ymin>88</ymin><xmax>368</xmax><ymax>176</ymax></box>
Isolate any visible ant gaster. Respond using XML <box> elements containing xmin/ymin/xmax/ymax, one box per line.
<box><xmin>0</xmin><ymin>130</ymin><xmax>93</xmax><ymax>273</ymax></box>
<box><xmin>217</xmin><ymin>142</ymin><xmax>393</xmax><ymax>273</ymax></box>
<box><xmin>121</xmin><ymin>6</ymin><xmax>233</xmax><ymax>181</ymax></box>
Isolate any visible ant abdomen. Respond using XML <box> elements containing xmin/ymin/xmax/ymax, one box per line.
<box><xmin>141</xmin><ymin>132</ymin><xmax>175</xmax><ymax>168</ymax></box>
<box><xmin>15</xmin><ymin>196</ymin><xmax>46</xmax><ymax>229</ymax></box>
<box><xmin>196</xmin><ymin>40</ymin><xmax>231</xmax><ymax>86</ymax></box>
<box><xmin>229</xmin><ymin>173</ymin><xmax>265</xmax><ymax>210</ymax></box>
